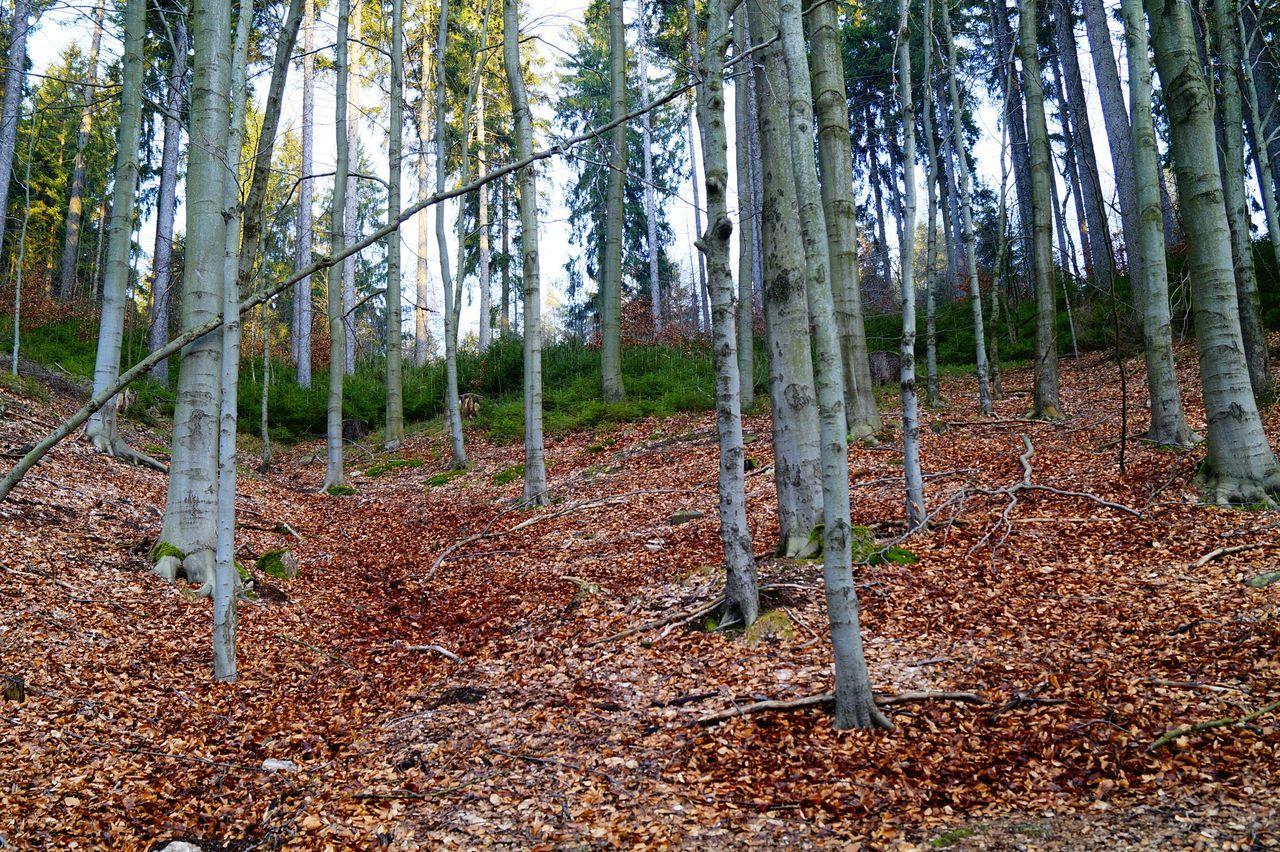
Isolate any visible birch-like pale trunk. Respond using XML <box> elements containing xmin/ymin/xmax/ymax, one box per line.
<box><xmin>897</xmin><ymin>0</ymin><xmax>925</xmax><ymax>530</ymax></box>
<box><xmin>747</xmin><ymin>0</ymin><xmax>822</xmax><ymax>558</ymax></box>
<box><xmin>436</xmin><ymin>0</ymin><xmax>467</xmax><ymax>468</ymax></box>
<box><xmin>260</xmin><ymin>300</ymin><xmax>271</xmax><ymax>470</ymax></box>
<box><xmin>503</xmin><ymin>0</ymin><xmax>548</xmax><ymax>507</ymax></box>
<box><xmin>323</xmin><ymin>0</ymin><xmax>352</xmax><ymax>491</ymax></box>
<box><xmin>687</xmin><ymin>0</ymin><xmax>710</xmax><ymax>332</ymax></box>
<box><xmin>778</xmin><ymin>0</ymin><xmax>888</xmax><ymax>732</ymax></box>
<box><xmin>477</xmin><ymin>74</ymin><xmax>493</xmax><ymax>351</ymax></box>
<box><xmin>808</xmin><ymin>0</ymin><xmax>880</xmax><ymax>438</ymax></box>
<box><xmin>384</xmin><ymin>0</ymin><xmax>405</xmax><ymax>449</ymax></box>
<box><xmin>733</xmin><ymin>6</ymin><xmax>754</xmax><ymax>408</ymax></box>
<box><xmin>85</xmin><ymin>0</ymin><xmax>158</xmax><ymax>467</ymax></box>
<box><xmin>921</xmin><ymin>0</ymin><xmax>941</xmax><ymax>407</ymax></box>
<box><xmin>149</xmin><ymin>19</ymin><xmax>188</xmax><ymax>385</ymax></box>
<box><xmin>416</xmin><ymin>30</ymin><xmax>433</xmax><ymax>366</ymax></box>
<box><xmin>1019</xmin><ymin>0</ymin><xmax>1063</xmax><ymax>419</ymax></box>
<box><xmin>57</xmin><ymin>0</ymin><xmax>105</xmax><ymax>301</ymax></box>
<box><xmin>940</xmin><ymin>0</ymin><xmax>993</xmax><ymax>415</ymax></box>
<box><xmin>295</xmin><ymin>0</ymin><xmax>315</xmax><ymax>388</ymax></box>
<box><xmin>0</xmin><ymin>0</ymin><xmax>32</xmax><ymax>265</ymax></box>
<box><xmin>639</xmin><ymin>0</ymin><xmax>663</xmax><ymax>337</ymax></box>
<box><xmin>1213</xmin><ymin>0</ymin><xmax>1272</xmax><ymax>399</ymax></box>
<box><xmin>160</xmin><ymin>0</ymin><xmax>233</xmax><ymax>588</ymax></box>
<box><xmin>600</xmin><ymin>0</ymin><xmax>627</xmax><ymax>402</ymax></box>
<box><xmin>695</xmin><ymin>0</ymin><xmax>758</xmax><ymax>627</ymax></box>
<box><xmin>1121</xmin><ymin>0</ymin><xmax>1193</xmax><ymax>446</ymax></box>
<box><xmin>1147</xmin><ymin>0</ymin><xmax>1280</xmax><ymax>505</ymax></box>
<box><xmin>500</xmin><ymin>178</ymin><xmax>511</xmax><ymax>336</ymax></box>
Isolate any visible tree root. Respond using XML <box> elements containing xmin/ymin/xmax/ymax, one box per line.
<box><xmin>1149</xmin><ymin>700</ymin><xmax>1280</xmax><ymax>751</ymax></box>
<box><xmin>1189</xmin><ymin>542</ymin><xmax>1265</xmax><ymax>569</ymax></box>
<box><xmin>89</xmin><ymin>431</ymin><xmax>167</xmax><ymax>473</ymax></box>
<box><xmin>695</xmin><ymin>690</ymin><xmax>988</xmax><ymax>726</ymax></box>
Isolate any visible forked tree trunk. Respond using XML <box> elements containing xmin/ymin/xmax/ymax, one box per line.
<box><xmin>503</xmin><ymin>0</ymin><xmax>549</xmax><ymax>508</ymax></box>
<box><xmin>1147</xmin><ymin>0</ymin><xmax>1280</xmax><ymax>504</ymax></box>
<box><xmin>600</xmin><ymin>0</ymin><xmax>627</xmax><ymax>402</ymax></box>
<box><xmin>385</xmin><ymin>0</ymin><xmax>405</xmax><ymax>449</ymax></box>
<box><xmin>57</xmin><ymin>0</ymin><xmax>105</xmax><ymax>301</ymax></box>
<box><xmin>696</xmin><ymin>0</ymin><xmax>758</xmax><ymax>627</ymax></box>
<box><xmin>323</xmin><ymin>0</ymin><xmax>352</xmax><ymax>490</ymax></box>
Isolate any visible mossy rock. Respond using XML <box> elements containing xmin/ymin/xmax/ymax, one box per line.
<box><xmin>850</xmin><ymin>525</ymin><xmax>918</xmax><ymax>565</ymax></box>
<box><xmin>743</xmin><ymin>609</ymin><xmax>795</xmax><ymax>645</ymax></box>
<box><xmin>366</xmin><ymin>457</ymin><xmax>424</xmax><ymax>478</ymax></box>
<box><xmin>1245</xmin><ymin>571</ymin><xmax>1280</xmax><ymax>589</ymax></box>
<box><xmin>669</xmin><ymin>510</ymin><xmax>705</xmax><ymax>526</ymax></box>
<box><xmin>149</xmin><ymin>542</ymin><xmax>186</xmax><ymax>563</ymax></box>
<box><xmin>258</xmin><ymin>549</ymin><xmax>299</xmax><ymax>580</ymax></box>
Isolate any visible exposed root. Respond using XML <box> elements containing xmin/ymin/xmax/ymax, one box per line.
<box><xmin>89</xmin><ymin>432</ymin><xmax>167</xmax><ymax>473</ymax></box>
<box><xmin>1195</xmin><ymin>466</ymin><xmax>1280</xmax><ymax>509</ymax></box>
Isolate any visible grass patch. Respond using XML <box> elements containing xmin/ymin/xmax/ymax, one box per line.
<box><xmin>931</xmin><ymin>827</ymin><xmax>977</xmax><ymax>847</ymax></box>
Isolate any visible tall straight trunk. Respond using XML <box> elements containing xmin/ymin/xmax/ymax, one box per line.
<box><xmin>992</xmin><ymin>0</ymin><xmax>1034</xmax><ymax>295</ymax></box>
<box><xmin>295</xmin><ymin>0</ymin><xmax>315</xmax><ymax>388</ymax></box>
<box><xmin>1019</xmin><ymin>0</ymin><xmax>1063</xmax><ymax>418</ymax></box>
<box><xmin>941</xmin><ymin>0</ymin><xmax>993</xmax><ymax>415</ymax></box>
<box><xmin>323</xmin><ymin>0</ymin><xmax>351</xmax><ymax>490</ymax></box>
<box><xmin>416</xmin><ymin>31</ymin><xmax>433</xmax><ymax>366</ymax></box>
<box><xmin>501</xmin><ymin>177</ymin><xmax>511</xmax><ymax>336</ymax></box>
<box><xmin>213</xmin><ymin>0</ymin><xmax>253</xmax><ymax>682</ymax></box>
<box><xmin>160</xmin><ymin>0</ymin><xmax>233</xmax><ymax>585</ymax></box>
<box><xmin>0</xmin><ymin>0</ymin><xmax>32</xmax><ymax>266</ymax></box>
<box><xmin>808</xmin><ymin>0</ymin><xmax>880</xmax><ymax>437</ymax></box>
<box><xmin>868</xmin><ymin>121</ymin><xmax>892</xmax><ymax>291</ymax></box>
<box><xmin>1120</xmin><ymin>0</ymin><xmax>1192</xmax><ymax>446</ymax></box>
<box><xmin>57</xmin><ymin>0</ymin><xmax>105</xmax><ymax>300</ymax></box>
<box><xmin>600</xmin><ymin>0</ymin><xmax>626</xmax><ymax>402</ymax></box>
<box><xmin>149</xmin><ymin>19</ymin><xmax>188</xmax><ymax>384</ymax></box>
<box><xmin>9</xmin><ymin>113</ymin><xmax>34</xmax><ymax>373</ymax></box>
<box><xmin>778</xmin><ymin>0</ymin><xmax>888</xmax><ymax>732</ymax></box>
<box><xmin>639</xmin><ymin>0</ymin><xmax>663</xmax><ymax>336</ymax></box>
<box><xmin>1051</xmin><ymin>63</ymin><xmax>1093</xmax><ymax>281</ymax></box>
<box><xmin>688</xmin><ymin>103</ymin><xmax>712</xmax><ymax>331</ymax></box>
<box><xmin>342</xmin><ymin>114</ymin><xmax>357</xmax><ymax>376</ymax></box>
<box><xmin>1240</xmin><ymin>10</ymin><xmax>1280</xmax><ymax>275</ymax></box>
<box><xmin>1053</xmin><ymin>0</ymin><xmax>1114</xmax><ymax>292</ymax></box>
<box><xmin>503</xmin><ymin>0</ymin><xmax>548</xmax><ymax>507</ymax></box>
<box><xmin>747</xmin><ymin>0</ymin><xmax>822</xmax><ymax>557</ymax></box>
<box><xmin>1213</xmin><ymin>0</ymin><xmax>1272</xmax><ymax>399</ymax></box>
<box><xmin>436</xmin><ymin>0</ymin><xmax>467</xmax><ymax>468</ymax></box>
<box><xmin>734</xmin><ymin>6</ymin><xmax>755</xmax><ymax>409</ymax></box>
<box><xmin>260</xmin><ymin>300</ymin><xmax>271</xmax><ymax>470</ymax></box>
<box><xmin>1147</xmin><ymin>0</ymin><xmax>1280</xmax><ymax>504</ymax></box>
<box><xmin>896</xmin><ymin>0</ymin><xmax>925</xmax><ymax>529</ymax></box>
<box><xmin>477</xmin><ymin>75</ymin><xmax>492</xmax><ymax>350</ymax></box>
<box><xmin>1081</xmin><ymin>0</ymin><xmax>1143</xmax><ymax>300</ymax></box>
<box><xmin>385</xmin><ymin>0</ymin><xmax>405</xmax><ymax>449</ymax></box>
<box><xmin>1242</xmin><ymin>0</ymin><xmax>1280</xmax><ymax>204</ymax></box>
<box><xmin>696</xmin><ymin>0</ymin><xmax>758</xmax><ymax>626</ymax></box>
<box><xmin>921</xmin><ymin>0</ymin><xmax>941</xmax><ymax>407</ymax></box>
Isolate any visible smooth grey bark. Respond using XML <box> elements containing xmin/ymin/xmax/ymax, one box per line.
<box><xmin>436</xmin><ymin>0</ymin><xmax>467</xmax><ymax>468</ymax></box>
<box><xmin>501</xmin><ymin>178</ymin><xmax>511</xmax><ymax>336</ymax></box>
<box><xmin>747</xmin><ymin>0</ymin><xmax>822</xmax><ymax>557</ymax></box>
<box><xmin>149</xmin><ymin>19</ymin><xmax>188</xmax><ymax>384</ymax></box>
<box><xmin>695</xmin><ymin>0</ymin><xmax>758</xmax><ymax>625</ymax></box>
<box><xmin>639</xmin><ymin>0</ymin><xmax>663</xmax><ymax>337</ymax></box>
<box><xmin>503</xmin><ymin>0</ymin><xmax>549</xmax><ymax>508</ymax></box>
<box><xmin>687</xmin><ymin>0</ymin><xmax>710</xmax><ymax>332</ymax></box>
<box><xmin>808</xmin><ymin>0</ymin><xmax>880</xmax><ymax>438</ymax></box>
<box><xmin>477</xmin><ymin>74</ymin><xmax>492</xmax><ymax>351</ymax></box>
<box><xmin>295</xmin><ymin>0</ymin><xmax>315</xmax><ymax>388</ymax></box>
<box><xmin>778</xmin><ymin>0</ymin><xmax>888</xmax><ymax>732</ymax></box>
<box><xmin>1120</xmin><ymin>0</ymin><xmax>1194</xmax><ymax>446</ymax></box>
<box><xmin>342</xmin><ymin>112</ymin><xmax>357</xmax><ymax>376</ymax></box>
<box><xmin>1240</xmin><ymin>10</ymin><xmax>1280</xmax><ymax>276</ymax></box>
<box><xmin>260</xmin><ymin>300</ymin><xmax>271</xmax><ymax>470</ymax></box>
<box><xmin>57</xmin><ymin>0</ymin><xmax>105</xmax><ymax>300</ymax></box>
<box><xmin>0</xmin><ymin>0</ymin><xmax>32</xmax><ymax>267</ymax></box>
<box><xmin>1019</xmin><ymin>0</ymin><xmax>1063</xmax><ymax>419</ymax></box>
<box><xmin>10</xmin><ymin>94</ymin><xmax>35</xmax><ymax>373</ymax></box>
<box><xmin>991</xmin><ymin>0</ymin><xmax>1034</xmax><ymax>293</ymax></box>
<box><xmin>416</xmin><ymin>29</ymin><xmax>433</xmax><ymax>366</ymax></box>
<box><xmin>734</xmin><ymin>6</ymin><xmax>757</xmax><ymax>409</ymax></box>
<box><xmin>921</xmin><ymin>0</ymin><xmax>941</xmax><ymax>408</ymax></box>
<box><xmin>601</xmin><ymin>0</ymin><xmax>627</xmax><ymax>402</ymax></box>
<box><xmin>941</xmin><ymin>0</ymin><xmax>993</xmax><ymax>415</ymax></box>
<box><xmin>160</xmin><ymin>0</ymin><xmax>233</xmax><ymax>587</ymax></box>
<box><xmin>1212</xmin><ymin>0</ymin><xmax>1272</xmax><ymax>399</ymax></box>
<box><xmin>896</xmin><ymin>0</ymin><xmax>925</xmax><ymax>529</ymax></box>
<box><xmin>323</xmin><ymin>0</ymin><xmax>352</xmax><ymax>491</ymax></box>
<box><xmin>385</xmin><ymin>0</ymin><xmax>405</xmax><ymax>449</ymax></box>
<box><xmin>1243</xmin><ymin>0</ymin><xmax>1280</xmax><ymax>203</ymax></box>
<box><xmin>1147</xmin><ymin>0</ymin><xmax>1280</xmax><ymax>504</ymax></box>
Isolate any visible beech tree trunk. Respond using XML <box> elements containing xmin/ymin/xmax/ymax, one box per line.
<box><xmin>734</xmin><ymin>6</ymin><xmax>757</xmax><ymax>409</ymax></box>
<box><xmin>1240</xmin><ymin>9</ymin><xmax>1280</xmax><ymax>276</ymax></box>
<box><xmin>477</xmin><ymin>74</ymin><xmax>492</xmax><ymax>351</ymax></box>
<box><xmin>1147</xmin><ymin>0</ymin><xmax>1280</xmax><ymax>504</ymax></box>
<box><xmin>992</xmin><ymin>0</ymin><xmax>1034</xmax><ymax>294</ymax></box>
<box><xmin>323</xmin><ymin>0</ymin><xmax>352</xmax><ymax>490</ymax></box>
<box><xmin>295</xmin><ymin>0</ymin><xmax>315</xmax><ymax>388</ymax></box>
<box><xmin>640</xmin><ymin>0</ymin><xmax>663</xmax><ymax>337</ymax></box>
<box><xmin>57</xmin><ymin>0</ymin><xmax>105</xmax><ymax>301</ymax></box>
<box><xmin>385</xmin><ymin>0</ymin><xmax>405</xmax><ymax>449</ymax></box>
<box><xmin>600</xmin><ymin>0</ymin><xmax>627</xmax><ymax>402</ymax></box>
<box><xmin>149</xmin><ymin>18</ymin><xmax>188</xmax><ymax>385</ymax></box>
<box><xmin>0</xmin><ymin>0</ymin><xmax>33</xmax><ymax>266</ymax></box>
<box><xmin>436</xmin><ymin>0</ymin><xmax>467</xmax><ymax>468</ymax></box>
<box><xmin>416</xmin><ymin>30</ymin><xmax>433</xmax><ymax>366</ymax></box>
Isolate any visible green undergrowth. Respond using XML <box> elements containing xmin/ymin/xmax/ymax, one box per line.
<box><xmin>365</xmin><ymin>457</ymin><xmax>424</xmax><ymax>478</ymax></box>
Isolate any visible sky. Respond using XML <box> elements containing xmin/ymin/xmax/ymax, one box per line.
<box><xmin>27</xmin><ymin>0</ymin><xmax>1142</xmax><ymax>351</ymax></box>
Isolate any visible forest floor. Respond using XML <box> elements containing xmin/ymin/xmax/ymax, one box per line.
<box><xmin>1</xmin><ymin>349</ymin><xmax>1279</xmax><ymax>850</ymax></box>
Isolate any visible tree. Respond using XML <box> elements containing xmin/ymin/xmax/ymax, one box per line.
<box><xmin>295</xmin><ymin>0</ymin><xmax>316</xmax><ymax>388</ymax></box>
<box><xmin>920</xmin><ymin>0</ymin><xmax>942</xmax><ymax>407</ymax></box>
<box><xmin>385</xmin><ymin>0</ymin><xmax>406</xmax><ymax>450</ymax></box>
<box><xmin>149</xmin><ymin>14</ymin><xmax>188</xmax><ymax>385</ymax></box>
<box><xmin>639</xmin><ymin>0</ymin><xmax>662</xmax><ymax>337</ymax></box>
<box><xmin>436</xmin><ymin>0</ymin><xmax>467</xmax><ymax>469</ymax></box>
<box><xmin>1146</xmin><ymin>0</ymin><xmax>1280</xmax><ymax>505</ymax></box>
<box><xmin>56</xmin><ymin>0</ymin><xmax>105</xmax><ymax>301</ymax></box>
<box><xmin>733</xmin><ymin>6</ymin><xmax>757</xmax><ymax>409</ymax></box>
<box><xmin>1019</xmin><ymin>0</ymin><xmax>1062</xmax><ymax>419</ymax></box>
<box><xmin>600</xmin><ymin>0</ymin><xmax>626</xmax><ymax>402</ymax></box>
<box><xmin>0</xmin><ymin>0</ymin><xmax>34</xmax><ymax>267</ymax></box>
<box><xmin>324</xmin><ymin>0</ymin><xmax>352</xmax><ymax>491</ymax></box>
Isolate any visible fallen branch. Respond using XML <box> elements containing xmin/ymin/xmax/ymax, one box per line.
<box><xmin>695</xmin><ymin>690</ymin><xmax>988</xmax><ymax>725</ymax></box>
<box><xmin>1149</xmin><ymin>700</ymin><xmax>1280</xmax><ymax>751</ymax></box>
<box><xmin>403</xmin><ymin>644</ymin><xmax>463</xmax><ymax>664</ymax></box>
<box><xmin>1189</xmin><ymin>543</ymin><xmax>1264</xmax><ymax>569</ymax></box>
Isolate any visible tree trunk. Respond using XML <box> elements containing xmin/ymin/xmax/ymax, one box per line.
<box><xmin>295</xmin><ymin>0</ymin><xmax>315</xmax><ymax>388</ymax></box>
<box><xmin>10</xmin><ymin>93</ymin><xmax>37</xmax><ymax>371</ymax></box>
<box><xmin>778</xmin><ymin>0</ymin><xmax>889</xmax><ymax>732</ymax></box>
<box><xmin>941</xmin><ymin>0</ymin><xmax>994</xmax><ymax>415</ymax></box>
<box><xmin>922</xmin><ymin>0</ymin><xmax>941</xmax><ymax>407</ymax></box>
<box><xmin>600</xmin><ymin>0</ymin><xmax>627</xmax><ymax>402</ymax></box>
<box><xmin>1212</xmin><ymin>0</ymin><xmax>1272</xmax><ymax>399</ymax></box>
<box><xmin>747</xmin><ymin>0</ymin><xmax>822</xmax><ymax>557</ymax></box>
<box><xmin>436</xmin><ymin>0</ymin><xmax>467</xmax><ymax>468</ymax></box>
<box><xmin>501</xmin><ymin>177</ymin><xmax>511</xmax><ymax>337</ymax></box>
<box><xmin>733</xmin><ymin>8</ymin><xmax>754</xmax><ymax>408</ymax></box>
<box><xmin>1242</xmin><ymin>0</ymin><xmax>1280</xmax><ymax>205</ymax></box>
<box><xmin>992</xmin><ymin>0</ymin><xmax>1035</xmax><ymax>297</ymax></box>
<box><xmin>416</xmin><ymin>28</ymin><xmax>433</xmax><ymax>366</ymax></box>
<box><xmin>0</xmin><ymin>0</ymin><xmax>33</xmax><ymax>267</ymax></box>
<box><xmin>323</xmin><ymin>0</ymin><xmax>352</xmax><ymax>490</ymax></box>
<box><xmin>385</xmin><ymin>0</ymin><xmax>405</xmax><ymax>449</ymax></box>
<box><xmin>687</xmin><ymin>103</ymin><xmax>711</xmax><ymax>334</ymax></box>
<box><xmin>1147</xmin><ymin>0</ymin><xmax>1280</xmax><ymax>504</ymax></box>
<box><xmin>808</xmin><ymin>0</ymin><xmax>880</xmax><ymax>438</ymax></box>
<box><xmin>342</xmin><ymin>114</ymin><xmax>358</xmax><ymax>376</ymax></box>
<box><xmin>149</xmin><ymin>18</ymin><xmax>188</xmax><ymax>385</ymax></box>
<box><xmin>56</xmin><ymin>0</ymin><xmax>105</xmax><ymax>301</ymax></box>
<box><xmin>477</xmin><ymin>74</ymin><xmax>492</xmax><ymax>351</ymax></box>
<box><xmin>1240</xmin><ymin>9</ymin><xmax>1280</xmax><ymax>276</ymax></box>
<box><xmin>639</xmin><ymin>0</ymin><xmax>663</xmax><ymax>337</ymax></box>
<box><xmin>1019</xmin><ymin>0</ymin><xmax>1063</xmax><ymax>419</ymax></box>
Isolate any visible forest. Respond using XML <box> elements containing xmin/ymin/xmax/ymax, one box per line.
<box><xmin>0</xmin><ymin>0</ymin><xmax>1279</xmax><ymax>845</ymax></box>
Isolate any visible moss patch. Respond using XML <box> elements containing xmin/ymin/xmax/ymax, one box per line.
<box><xmin>257</xmin><ymin>549</ymin><xmax>296</xmax><ymax>580</ymax></box>
<box><xmin>326</xmin><ymin>484</ymin><xmax>358</xmax><ymax>496</ymax></box>
<box><xmin>743</xmin><ymin>609</ymin><xmax>795</xmax><ymax>645</ymax></box>
<box><xmin>365</xmin><ymin>457</ymin><xmax>424</xmax><ymax>478</ymax></box>
<box><xmin>931</xmin><ymin>827</ymin><xmax>977</xmax><ymax>847</ymax></box>
<box><xmin>427</xmin><ymin>468</ymin><xmax>467</xmax><ymax>488</ymax></box>
<box><xmin>149</xmin><ymin>542</ymin><xmax>186</xmax><ymax>563</ymax></box>
<box><xmin>491</xmin><ymin>463</ymin><xmax>525</xmax><ymax>485</ymax></box>
<box><xmin>850</xmin><ymin>526</ymin><xmax>918</xmax><ymax>565</ymax></box>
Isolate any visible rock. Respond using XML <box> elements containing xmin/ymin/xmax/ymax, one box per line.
<box><xmin>156</xmin><ymin>843</ymin><xmax>204</xmax><ymax>852</ymax></box>
<box><xmin>868</xmin><ymin>351</ymin><xmax>901</xmax><ymax>386</ymax></box>
<box><xmin>669</xmin><ymin>510</ymin><xmax>705</xmax><ymax>526</ymax></box>
<box><xmin>258</xmin><ymin>549</ymin><xmax>299</xmax><ymax>580</ymax></box>
<box><xmin>261</xmin><ymin>758</ymin><xmax>298</xmax><ymax>773</ymax></box>
<box><xmin>744</xmin><ymin>609</ymin><xmax>796</xmax><ymax>645</ymax></box>
<box><xmin>1245</xmin><ymin>571</ymin><xmax>1280</xmax><ymax>589</ymax></box>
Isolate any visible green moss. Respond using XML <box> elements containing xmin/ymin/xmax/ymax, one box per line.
<box><xmin>491</xmin><ymin>463</ymin><xmax>525</xmax><ymax>485</ymax></box>
<box><xmin>257</xmin><ymin>549</ymin><xmax>293</xmax><ymax>580</ymax></box>
<box><xmin>366</xmin><ymin>457</ymin><xmax>424</xmax><ymax>478</ymax></box>
<box><xmin>236</xmin><ymin>560</ymin><xmax>251</xmax><ymax>585</ymax></box>
<box><xmin>743</xmin><ymin>609</ymin><xmax>796</xmax><ymax>645</ymax></box>
<box><xmin>326</xmin><ymin>484</ymin><xmax>358</xmax><ymax>496</ymax></box>
<box><xmin>149</xmin><ymin>542</ymin><xmax>186</xmax><ymax>563</ymax></box>
<box><xmin>931</xmin><ymin>827</ymin><xmax>977</xmax><ymax>847</ymax></box>
<box><xmin>426</xmin><ymin>468</ymin><xmax>467</xmax><ymax>488</ymax></box>
<box><xmin>0</xmin><ymin>371</ymin><xmax>48</xmax><ymax>402</ymax></box>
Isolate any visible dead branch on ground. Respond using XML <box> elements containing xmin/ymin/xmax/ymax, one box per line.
<box><xmin>1149</xmin><ymin>700</ymin><xmax>1280</xmax><ymax>751</ymax></box>
<box><xmin>695</xmin><ymin>690</ymin><xmax>988</xmax><ymax>725</ymax></box>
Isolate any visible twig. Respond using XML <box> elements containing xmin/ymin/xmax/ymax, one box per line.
<box><xmin>1149</xmin><ymin>700</ymin><xmax>1280</xmax><ymax>751</ymax></box>
<box><xmin>695</xmin><ymin>690</ymin><xmax>987</xmax><ymax>725</ymax></box>
<box><xmin>277</xmin><ymin>521</ymin><xmax>304</xmax><ymax>541</ymax></box>
<box><xmin>403</xmin><ymin>644</ymin><xmax>463</xmax><ymax>664</ymax></box>
<box><xmin>1144</xmin><ymin>677</ymin><xmax>1251</xmax><ymax>694</ymax></box>
<box><xmin>0</xmin><ymin>562</ymin><xmax>87</xmax><ymax>595</ymax></box>
<box><xmin>1189</xmin><ymin>543</ymin><xmax>1264</xmax><ymax>569</ymax></box>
